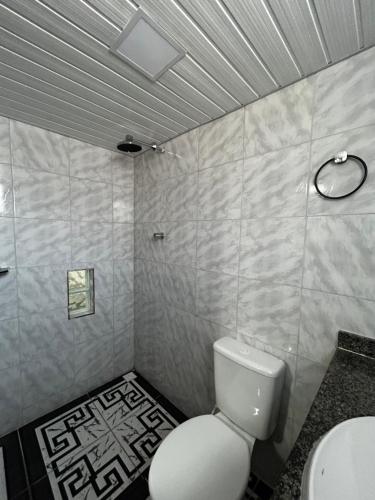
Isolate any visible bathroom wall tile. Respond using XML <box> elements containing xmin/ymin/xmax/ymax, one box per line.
<box><xmin>70</xmin><ymin>178</ymin><xmax>112</xmax><ymax>222</ymax></box>
<box><xmin>112</xmin><ymin>153</ymin><xmax>134</xmax><ymax>187</ymax></box>
<box><xmin>196</xmin><ymin>270</ymin><xmax>238</xmax><ymax>329</ymax></box>
<box><xmin>142</xmin><ymin>147</ymin><xmax>170</xmax><ymax>183</ymax></box>
<box><xmin>0</xmin><ymin>318</ymin><xmax>19</xmax><ymax>370</ymax></box>
<box><xmin>293</xmin><ymin>356</ymin><xmax>327</xmax><ymax>429</ymax></box>
<box><xmin>0</xmin><ymin>217</ymin><xmax>15</xmax><ymax>267</ymax></box>
<box><xmin>75</xmin><ymin>337</ymin><xmax>113</xmax><ymax>390</ymax></box>
<box><xmin>313</xmin><ymin>47</ymin><xmax>375</xmax><ymax>139</ymax></box>
<box><xmin>114</xmin><ymin>258</ymin><xmax>134</xmax><ymax>296</ymax></box>
<box><xmin>299</xmin><ymin>289</ymin><xmax>375</xmax><ymax>366</ymax></box>
<box><xmin>113</xmin><ymin>184</ymin><xmax>134</xmax><ymax>223</ymax></box>
<box><xmin>13</xmin><ymin>166</ymin><xmax>70</xmax><ymax>220</ymax></box>
<box><xmin>0</xmin><ymin>268</ymin><xmax>18</xmax><ymax>320</ymax></box>
<box><xmin>164</xmin><ymin>173</ymin><xmax>198</xmax><ymax>221</ymax></box>
<box><xmin>69</xmin><ymin>139</ymin><xmax>112</xmax><ymax>183</ymax></box>
<box><xmin>304</xmin><ymin>215</ymin><xmax>375</xmax><ymax>300</ymax></box>
<box><xmin>113</xmin><ymin>223</ymin><xmax>134</xmax><ymax>260</ymax></box>
<box><xmin>73</xmin><ymin>297</ymin><xmax>113</xmax><ymax>344</ymax></box>
<box><xmin>21</xmin><ymin>349</ymin><xmax>75</xmax><ymax>408</ymax></box>
<box><xmin>167</xmin><ymin>128</ymin><xmax>198</xmax><ymax>178</ymax></box>
<box><xmin>113</xmin><ymin>326</ymin><xmax>134</xmax><ymax>377</ymax></box>
<box><xmin>71</xmin><ymin>221</ymin><xmax>112</xmax><ymax>262</ymax></box>
<box><xmin>198</xmin><ymin>160</ymin><xmax>242</xmax><ymax>220</ymax></box>
<box><xmin>71</xmin><ymin>260</ymin><xmax>113</xmax><ymax>299</ymax></box>
<box><xmin>134</xmin><ymin>259</ymin><xmax>163</xmax><ymax>302</ymax></box>
<box><xmin>244</xmin><ymin>78</ymin><xmax>313</xmax><ymax>157</ymax></box>
<box><xmin>114</xmin><ymin>293</ymin><xmax>134</xmax><ymax>332</ymax></box>
<box><xmin>0</xmin><ymin>163</ymin><xmax>14</xmax><ymax>217</ymax></box>
<box><xmin>15</xmin><ymin>219</ymin><xmax>70</xmax><ymax>267</ymax></box>
<box><xmin>199</xmin><ymin>108</ymin><xmax>244</xmax><ymax>170</ymax></box>
<box><xmin>238</xmin><ymin>279</ymin><xmax>300</xmax><ymax>354</ymax></box>
<box><xmin>142</xmin><ymin>179</ymin><xmax>165</xmax><ymax>222</ymax></box>
<box><xmin>197</xmin><ymin>220</ymin><xmax>240</xmax><ymax>275</ymax></box>
<box><xmin>240</xmin><ymin>217</ymin><xmax>305</xmax><ymax>286</ymax></box>
<box><xmin>165</xmin><ymin>221</ymin><xmax>197</xmax><ymax>267</ymax></box>
<box><xmin>242</xmin><ymin>143</ymin><xmax>309</xmax><ymax>218</ymax></box>
<box><xmin>0</xmin><ymin>116</ymin><xmax>10</xmax><ymax>164</ymax></box>
<box><xmin>308</xmin><ymin>125</ymin><xmax>375</xmax><ymax>215</ymax></box>
<box><xmin>19</xmin><ymin>308</ymin><xmax>73</xmax><ymax>362</ymax></box>
<box><xmin>11</xmin><ymin>121</ymin><xmax>69</xmax><ymax>175</ymax></box>
<box><xmin>0</xmin><ymin>366</ymin><xmax>22</xmax><ymax>436</ymax></box>
<box><xmin>134</xmin><ymin>175</ymin><xmax>144</xmax><ymax>223</ymax></box>
<box><xmin>135</xmin><ymin>223</ymin><xmax>166</xmax><ymax>262</ymax></box>
<box><xmin>162</xmin><ymin>264</ymin><xmax>196</xmax><ymax>314</ymax></box>
<box><xmin>17</xmin><ymin>266</ymin><xmax>67</xmax><ymax>315</ymax></box>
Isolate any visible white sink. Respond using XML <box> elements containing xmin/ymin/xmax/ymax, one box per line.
<box><xmin>302</xmin><ymin>417</ymin><xmax>375</xmax><ymax>500</ymax></box>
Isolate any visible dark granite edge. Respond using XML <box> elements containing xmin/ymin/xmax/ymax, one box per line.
<box><xmin>338</xmin><ymin>330</ymin><xmax>375</xmax><ymax>359</ymax></box>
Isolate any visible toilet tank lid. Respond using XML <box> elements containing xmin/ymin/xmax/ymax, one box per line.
<box><xmin>214</xmin><ymin>337</ymin><xmax>285</xmax><ymax>378</ymax></box>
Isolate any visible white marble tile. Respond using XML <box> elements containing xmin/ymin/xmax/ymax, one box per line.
<box><xmin>0</xmin><ymin>366</ymin><xmax>22</xmax><ymax>436</ymax></box>
<box><xmin>17</xmin><ymin>265</ymin><xmax>67</xmax><ymax>315</ymax></box>
<box><xmin>113</xmin><ymin>184</ymin><xmax>134</xmax><ymax>223</ymax></box>
<box><xmin>142</xmin><ymin>179</ymin><xmax>165</xmax><ymax>222</ymax></box>
<box><xmin>197</xmin><ymin>220</ymin><xmax>240</xmax><ymax>275</ymax></box>
<box><xmin>244</xmin><ymin>78</ymin><xmax>313</xmax><ymax>157</ymax></box>
<box><xmin>19</xmin><ymin>308</ymin><xmax>73</xmax><ymax>362</ymax></box>
<box><xmin>114</xmin><ymin>293</ymin><xmax>134</xmax><ymax>332</ymax></box>
<box><xmin>162</xmin><ymin>264</ymin><xmax>196</xmax><ymax>314</ymax></box>
<box><xmin>166</xmin><ymin>128</ymin><xmax>198</xmax><ymax>178</ymax></box>
<box><xmin>13</xmin><ymin>166</ymin><xmax>70</xmax><ymax>220</ymax></box>
<box><xmin>0</xmin><ymin>318</ymin><xmax>19</xmax><ymax>370</ymax></box>
<box><xmin>134</xmin><ymin>259</ymin><xmax>163</xmax><ymax>302</ymax></box>
<box><xmin>22</xmin><ymin>387</ymin><xmax>79</xmax><ymax>427</ymax></box>
<box><xmin>0</xmin><ymin>268</ymin><xmax>17</xmax><ymax>320</ymax></box>
<box><xmin>313</xmin><ymin>47</ymin><xmax>375</xmax><ymax>139</ymax></box>
<box><xmin>70</xmin><ymin>177</ymin><xmax>112</xmax><ymax>222</ymax></box>
<box><xmin>0</xmin><ymin>217</ymin><xmax>15</xmax><ymax>267</ymax></box>
<box><xmin>0</xmin><ymin>163</ymin><xmax>14</xmax><ymax>217</ymax></box>
<box><xmin>199</xmin><ymin>108</ymin><xmax>244</xmax><ymax>170</ymax></box>
<box><xmin>308</xmin><ymin>125</ymin><xmax>375</xmax><ymax>215</ymax></box>
<box><xmin>0</xmin><ymin>117</ymin><xmax>10</xmax><ymax>164</ymax></box>
<box><xmin>142</xmin><ymin>147</ymin><xmax>170</xmax><ymax>183</ymax></box>
<box><xmin>75</xmin><ymin>337</ymin><xmax>113</xmax><ymax>387</ymax></box>
<box><xmin>164</xmin><ymin>173</ymin><xmax>198</xmax><ymax>221</ymax></box>
<box><xmin>21</xmin><ymin>349</ymin><xmax>75</xmax><ymax>408</ymax></box>
<box><xmin>198</xmin><ymin>160</ymin><xmax>242</xmax><ymax>220</ymax></box>
<box><xmin>299</xmin><ymin>289</ymin><xmax>375</xmax><ymax>366</ymax></box>
<box><xmin>240</xmin><ymin>217</ymin><xmax>305</xmax><ymax>286</ymax></box>
<box><xmin>293</xmin><ymin>356</ymin><xmax>327</xmax><ymax>429</ymax></box>
<box><xmin>11</xmin><ymin>120</ymin><xmax>69</xmax><ymax>175</ymax></box>
<box><xmin>113</xmin><ymin>327</ymin><xmax>134</xmax><ymax>377</ymax></box>
<box><xmin>15</xmin><ymin>218</ymin><xmax>70</xmax><ymax>266</ymax></box>
<box><xmin>112</xmin><ymin>152</ymin><xmax>134</xmax><ymax>186</ymax></box>
<box><xmin>135</xmin><ymin>223</ymin><xmax>166</xmax><ymax>262</ymax></box>
<box><xmin>114</xmin><ymin>258</ymin><xmax>134</xmax><ymax>296</ymax></box>
<box><xmin>165</xmin><ymin>221</ymin><xmax>197</xmax><ymax>267</ymax></box>
<box><xmin>238</xmin><ymin>279</ymin><xmax>301</xmax><ymax>354</ymax></box>
<box><xmin>242</xmin><ymin>142</ymin><xmax>309</xmax><ymax>218</ymax></box>
<box><xmin>71</xmin><ymin>221</ymin><xmax>112</xmax><ymax>262</ymax></box>
<box><xmin>69</xmin><ymin>139</ymin><xmax>112</xmax><ymax>182</ymax></box>
<box><xmin>196</xmin><ymin>270</ymin><xmax>238</xmax><ymax>329</ymax></box>
<box><xmin>113</xmin><ymin>223</ymin><xmax>134</xmax><ymax>260</ymax></box>
<box><xmin>304</xmin><ymin>214</ymin><xmax>375</xmax><ymax>300</ymax></box>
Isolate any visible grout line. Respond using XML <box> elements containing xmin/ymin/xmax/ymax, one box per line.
<box><xmin>16</xmin><ymin>429</ymin><xmax>32</xmax><ymax>496</ymax></box>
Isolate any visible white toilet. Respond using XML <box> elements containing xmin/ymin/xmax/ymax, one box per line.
<box><xmin>149</xmin><ymin>337</ymin><xmax>285</xmax><ymax>500</ymax></box>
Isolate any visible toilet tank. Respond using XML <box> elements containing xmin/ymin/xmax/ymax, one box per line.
<box><xmin>214</xmin><ymin>337</ymin><xmax>285</xmax><ymax>440</ymax></box>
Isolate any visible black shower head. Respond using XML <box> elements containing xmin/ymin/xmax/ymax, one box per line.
<box><xmin>117</xmin><ymin>135</ymin><xmax>142</xmax><ymax>153</ymax></box>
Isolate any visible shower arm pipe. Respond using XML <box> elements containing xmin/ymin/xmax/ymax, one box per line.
<box><xmin>133</xmin><ymin>136</ymin><xmax>165</xmax><ymax>153</ymax></box>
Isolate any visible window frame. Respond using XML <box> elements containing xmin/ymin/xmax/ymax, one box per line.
<box><xmin>67</xmin><ymin>268</ymin><xmax>95</xmax><ymax>319</ymax></box>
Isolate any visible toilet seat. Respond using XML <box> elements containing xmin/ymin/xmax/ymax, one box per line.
<box><xmin>149</xmin><ymin>414</ymin><xmax>251</xmax><ymax>500</ymax></box>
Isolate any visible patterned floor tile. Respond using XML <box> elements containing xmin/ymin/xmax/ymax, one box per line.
<box><xmin>35</xmin><ymin>400</ymin><xmax>109</xmax><ymax>470</ymax></box>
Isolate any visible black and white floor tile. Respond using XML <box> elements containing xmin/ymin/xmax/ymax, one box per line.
<box><xmin>0</xmin><ymin>371</ymin><xmax>273</xmax><ymax>500</ymax></box>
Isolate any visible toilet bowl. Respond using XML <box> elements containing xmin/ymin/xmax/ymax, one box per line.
<box><xmin>149</xmin><ymin>337</ymin><xmax>285</xmax><ymax>500</ymax></box>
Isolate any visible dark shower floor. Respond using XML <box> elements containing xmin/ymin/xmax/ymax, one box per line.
<box><xmin>0</xmin><ymin>371</ymin><xmax>273</xmax><ymax>500</ymax></box>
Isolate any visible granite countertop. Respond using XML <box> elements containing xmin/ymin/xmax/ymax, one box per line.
<box><xmin>273</xmin><ymin>331</ymin><xmax>375</xmax><ymax>499</ymax></box>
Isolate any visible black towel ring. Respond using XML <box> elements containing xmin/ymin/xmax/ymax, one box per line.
<box><xmin>314</xmin><ymin>153</ymin><xmax>368</xmax><ymax>200</ymax></box>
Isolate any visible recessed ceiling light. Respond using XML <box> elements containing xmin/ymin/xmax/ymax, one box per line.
<box><xmin>110</xmin><ymin>9</ymin><xmax>185</xmax><ymax>81</ymax></box>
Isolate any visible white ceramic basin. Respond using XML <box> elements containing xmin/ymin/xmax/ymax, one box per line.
<box><xmin>302</xmin><ymin>417</ymin><xmax>375</xmax><ymax>500</ymax></box>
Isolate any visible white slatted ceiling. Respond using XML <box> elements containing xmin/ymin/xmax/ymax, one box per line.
<box><xmin>0</xmin><ymin>0</ymin><xmax>373</xmax><ymax>154</ymax></box>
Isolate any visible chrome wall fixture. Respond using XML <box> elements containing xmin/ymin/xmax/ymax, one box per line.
<box><xmin>0</xmin><ymin>268</ymin><xmax>9</xmax><ymax>274</ymax></box>
<box><xmin>153</xmin><ymin>232</ymin><xmax>165</xmax><ymax>240</ymax></box>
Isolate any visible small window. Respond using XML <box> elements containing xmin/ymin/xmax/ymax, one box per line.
<box><xmin>67</xmin><ymin>269</ymin><xmax>95</xmax><ymax>319</ymax></box>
